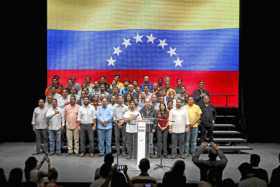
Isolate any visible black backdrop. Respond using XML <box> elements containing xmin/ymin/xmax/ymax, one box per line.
<box><xmin>0</xmin><ymin>0</ymin><xmax>279</xmax><ymax>143</ymax></box>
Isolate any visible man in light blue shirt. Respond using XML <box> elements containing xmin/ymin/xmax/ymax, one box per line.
<box><xmin>96</xmin><ymin>98</ymin><xmax>113</xmax><ymax>156</ymax></box>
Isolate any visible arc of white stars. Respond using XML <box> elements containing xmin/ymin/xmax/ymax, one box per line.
<box><xmin>174</xmin><ymin>57</ymin><xmax>183</xmax><ymax>67</ymax></box>
<box><xmin>158</xmin><ymin>39</ymin><xmax>168</xmax><ymax>49</ymax></box>
<box><xmin>167</xmin><ymin>47</ymin><xmax>177</xmax><ymax>57</ymax></box>
<box><xmin>122</xmin><ymin>38</ymin><xmax>131</xmax><ymax>48</ymax></box>
<box><xmin>133</xmin><ymin>33</ymin><xmax>143</xmax><ymax>43</ymax></box>
<box><xmin>107</xmin><ymin>56</ymin><xmax>116</xmax><ymax>66</ymax></box>
<box><xmin>113</xmin><ymin>47</ymin><xmax>122</xmax><ymax>56</ymax></box>
<box><xmin>146</xmin><ymin>34</ymin><xmax>156</xmax><ymax>43</ymax></box>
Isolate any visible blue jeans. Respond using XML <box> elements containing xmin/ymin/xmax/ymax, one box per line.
<box><xmin>97</xmin><ymin>129</ymin><xmax>112</xmax><ymax>155</ymax></box>
<box><xmin>48</xmin><ymin>129</ymin><xmax>61</xmax><ymax>154</ymax></box>
<box><xmin>185</xmin><ymin>127</ymin><xmax>198</xmax><ymax>154</ymax></box>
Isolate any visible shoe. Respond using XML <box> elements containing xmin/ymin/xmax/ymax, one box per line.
<box><xmin>90</xmin><ymin>153</ymin><xmax>94</xmax><ymax>157</ymax></box>
<box><xmin>49</xmin><ymin>152</ymin><xmax>55</xmax><ymax>156</ymax></box>
<box><xmin>80</xmin><ymin>153</ymin><xmax>85</xmax><ymax>157</ymax></box>
<box><xmin>163</xmin><ymin>154</ymin><xmax>168</xmax><ymax>158</ymax></box>
<box><xmin>179</xmin><ymin>155</ymin><xmax>186</xmax><ymax>159</ymax></box>
<box><xmin>98</xmin><ymin>153</ymin><xmax>104</xmax><ymax>157</ymax></box>
<box><xmin>170</xmin><ymin>155</ymin><xmax>176</xmax><ymax>159</ymax></box>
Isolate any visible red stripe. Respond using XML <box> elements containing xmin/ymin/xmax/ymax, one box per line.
<box><xmin>48</xmin><ymin>70</ymin><xmax>238</xmax><ymax>108</ymax></box>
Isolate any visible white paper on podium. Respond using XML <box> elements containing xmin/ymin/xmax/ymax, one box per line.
<box><xmin>137</xmin><ymin>121</ymin><xmax>146</xmax><ymax>166</ymax></box>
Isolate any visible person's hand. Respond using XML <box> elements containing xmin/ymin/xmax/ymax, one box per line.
<box><xmin>152</xmin><ymin>129</ymin><xmax>155</xmax><ymax>133</ymax></box>
<box><xmin>168</xmin><ymin>128</ymin><xmax>172</xmax><ymax>133</ymax></box>
<box><xmin>201</xmin><ymin>142</ymin><xmax>208</xmax><ymax>150</ymax></box>
<box><xmin>211</xmin><ymin>143</ymin><xmax>219</xmax><ymax>151</ymax></box>
<box><xmin>185</xmin><ymin>126</ymin><xmax>190</xmax><ymax>132</ymax></box>
<box><xmin>92</xmin><ymin>125</ymin><xmax>96</xmax><ymax>130</ymax></box>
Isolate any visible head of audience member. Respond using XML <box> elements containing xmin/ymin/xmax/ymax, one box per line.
<box><xmin>176</xmin><ymin>78</ymin><xmax>183</xmax><ymax>87</ymax></box>
<box><xmin>104</xmin><ymin>153</ymin><xmax>114</xmax><ymax>166</ymax></box>
<box><xmin>111</xmin><ymin>79</ymin><xmax>117</xmax><ymax>87</ymax></box>
<box><xmin>203</xmin><ymin>95</ymin><xmax>210</xmax><ymax>105</ymax></box>
<box><xmin>139</xmin><ymin>93</ymin><xmax>145</xmax><ymax>101</ymax></box>
<box><xmin>159</xmin><ymin>103</ymin><xmax>167</xmax><ymax>113</ymax></box>
<box><xmin>24</xmin><ymin>157</ymin><xmax>38</xmax><ymax>182</ymax></box>
<box><xmin>153</xmin><ymin>82</ymin><xmax>159</xmax><ymax>90</ymax></box>
<box><xmin>81</xmin><ymin>90</ymin><xmax>87</xmax><ymax>98</ymax></box>
<box><xmin>38</xmin><ymin>99</ymin><xmax>45</xmax><ymax>108</ymax></box>
<box><xmin>238</xmin><ymin>162</ymin><xmax>252</xmax><ymax>180</ymax></box>
<box><xmin>139</xmin><ymin>158</ymin><xmax>150</xmax><ymax>175</ymax></box>
<box><xmin>128</xmin><ymin>84</ymin><xmax>134</xmax><ymax>93</ymax></box>
<box><xmin>171</xmin><ymin>160</ymin><xmax>185</xmax><ymax>176</ymax></box>
<box><xmin>188</xmin><ymin>96</ymin><xmax>194</xmax><ymax>106</ymax></box>
<box><xmin>114</xmin><ymin>75</ymin><xmax>120</xmax><ymax>83</ymax></box>
<box><xmin>144</xmin><ymin>98</ymin><xmax>151</xmax><ymax>109</ymax></box>
<box><xmin>199</xmin><ymin>80</ymin><xmax>205</xmax><ymax>90</ymax></box>
<box><xmin>111</xmin><ymin>96</ymin><xmax>117</xmax><ymax>105</ymax></box>
<box><xmin>168</xmin><ymin>90</ymin><xmax>176</xmax><ymax>99</ymax></box>
<box><xmin>167</xmin><ymin>100</ymin><xmax>173</xmax><ymax>110</ymax></box>
<box><xmin>101</xmin><ymin>98</ymin><xmax>108</xmax><ymax>108</ymax></box>
<box><xmin>47</xmin><ymin>168</ymin><xmax>58</xmax><ymax>183</ymax></box>
<box><xmin>8</xmin><ymin>168</ymin><xmax>23</xmax><ymax>186</ymax></box>
<box><xmin>52</xmin><ymin>99</ymin><xmax>58</xmax><ymax>108</ymax></box>
<box><xmin>128</xmin><ymin>100</ymin><xmax>136</xmax><ymax>111</ymax></box>
<box><xmin>92</xmin><ymin>96</ymin><xmax>99</xmax><ymax>107</ymax></box>
<box><xmin>222</xmin><ymin>178</ymin><xmax>236</xmax><ymax>187</ymax></box>
<box><xmin>250</xmin><ymin>154</ymin><xmax>261</xmax><ymax>167</ymax></box>
<box><xmin>143</xmin><ymin>76</ymin><xmax>150</xmax><ymax>84</ymax></box>
<box><xmin>70</xmin><ymin>95</ymin><xmax>76</xmax><ymax>106</ymax></box>
<box><xmin>47</xmin><ymin>95</ymin><xmax>53</xmax><ymax>104</ymax></box>
<box><xmin>99</xmin><ymin>76</ymin><xmax>107</xmax><ymax>84</ymax></box>
<box><xmin>84</xmin><ymin>76</ymin><xmax>92</xmax><ymax>85</ymax></box>
<box><xmin>100</xmin><ymin>84</ymin><xmax>106</xmax><ymax>93</ymax></box>
<box><xmin>126</xmin><ymin>94</ymin><xmax>133</xmax><ymax>103</ymax></box>
<box><xmin>158</xmin><ymin>78</ymin><xmax>163</xmax><ymax>87</ymax></box>
<box><xmin>158</xmin><ymin>96</ymin><xmax>164</xmax><ymax>104</ymax></box>
<box><xmin>117</xmin><ymin>96</ymin><xmax>124</xmax><ymax>106</ymax></box>
<box><xmin>51</xmin><ymin>75</ymin><xmax>60</xmax><ymax>87</ymax></box>
<box><xmin>143</xmin><ymin>85</ymin><xmax>149</xmax><ymax>93</ymax></box>
<box><xmin>70</xmin><ymin>87</ymin><xmax>77</xmax><ymax>95</ymax></box>
<box><xmin>151</xmin><ymin>94</ymin><xmax>157</xmax><ymax>104</ymax></box>
<box><xmin>132</xmin><ymin>80</ymin><xmax>138</xmax><ymax>88</ymax></box>
<box><xmin>112</xmin><ymin>86</ymin><xmax>119</xmax><ymax>96</ymax></box>
<box><xmin>176</xmin><ymin>99</ymin><xmax>182</xmax><ymax>109</ymax></box>
<box><xmin>123</xmin><ymin>80</ymin><xmax>129</xmax><ymax>88</ymax></box>
<box><xmin>50</xmin><ymin>86</ymin><xmax>57</xmax><ymax>95</ymax></box>
<box><xmin>62</xmin><ymin>89</ymin><xmax>68</xmax><ymax>98</ymax></box>
<box><xmin>0</xmin><ymin>168</ymin><xmax>7</xmax><ymax>185</ymax></box>
<box><xmin>83</xmin><ymin>97</ymin><xmax>90</xmax><ymax>106</ymax></box>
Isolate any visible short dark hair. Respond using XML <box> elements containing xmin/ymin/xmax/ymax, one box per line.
<box><xmin>104</xmin><ymin>153</ymin><xmax>114</xmax><ymax>165</ymax></box>
<box><xmin>250</xmin><ymin>154</ymin><xmax>260</xmax><ymax>167</ymax></box>
<box><xmin>208</xmin><ymin>149</ymin><xmax>218</xmax><ymax>161</ymax></box>
<box><xmin>139</xmin><ymin>158</ymin><xmax>150</xmax><ymax>172</ymax></box>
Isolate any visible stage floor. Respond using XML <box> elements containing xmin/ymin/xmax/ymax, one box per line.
<box><xmin>0</xmin><ymin>142</ymin><xmax>279</xmax><ymax>183</ymax></box>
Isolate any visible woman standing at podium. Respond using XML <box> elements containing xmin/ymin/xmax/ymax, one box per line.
<box><xmin>123</xmin><ymin>100</ymin><xmax>142</xmax><ymax>159</ymax></box>
<box><xmin>156</xmin><ymin>103</ymin><xmax>169</xmax><ymax>158</ymax></box>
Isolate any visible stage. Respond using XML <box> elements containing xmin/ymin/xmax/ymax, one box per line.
<box><xmin>0</xmin><ymin>143</ymin><xmax>279</xmax><ymax>184</ymax></box>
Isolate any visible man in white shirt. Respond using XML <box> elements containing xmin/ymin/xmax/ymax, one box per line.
<box><xmin>169</xmin><ymin>99</ymin><xmax>190</xmax><ymax>159</ymax></box>
<box><xmin>113</xmin><ymin>96</ymin><xmax>128</xmax><ymax>156</ymax></box>
<box><xmin>123</xmin><ymin>100</ymin><xmax>142</xmax><ymax>159</ymax></box>
<box><xmin>46</xmin><ymin>99</ymin><xmax>64</xmax><ymax>155</ymax></box>
<box><xmin>31</xmin><ymin>99</ymin><xmax>48</xmax><ymax>154</ymax></box>
<box><xmin>78</xmin><ymin>96</ymin><xmax>96</xmax><ymax>157</ymax></box>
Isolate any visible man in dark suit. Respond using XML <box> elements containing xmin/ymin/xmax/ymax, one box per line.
<box><xmin>192</xmin><ymin>142</ymin><xmax>228</xmax><ymax>186</ymax></box>
<box><xmin>192</xmin><ymin>80</ymin><xmax>209</xmax><ymax>108</ymax></box>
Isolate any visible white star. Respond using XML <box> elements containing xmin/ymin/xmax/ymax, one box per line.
<box><xmin>167</xmin><ymin>47</ymin><xmax>177</xmax><ymax>57</ymax></box>
<box><xmin>113</xmin><ymin>47</ymin><xmax>122</xmax><ymax>56</ymax></box>
<box><xmin>146</xmin><ymin>34</ymin><xmax>156</xmax><ymax>43</ymax></box>
<box><xmin>122</xmin><ymin>38</ymin><xmax>131</xmax><ymax>48</ymax></box>
<box><xmin>174</xmin><ymin>57</ymin><xmax>183</xmax><ymax>67</ymax></box>
<box><xmin>107</xmin><ymin>56</ymin><xmax>116</xmax><ymax>66</ymax></box>
<box><xmin>158</xmin><ymin>39</ymin><xmax>168</xmax><ymax>49</ymax></box>
<box><xmin>133</xmin><ymin>33</ymin><xmax>143</xmax><ymax>43</ymax></box>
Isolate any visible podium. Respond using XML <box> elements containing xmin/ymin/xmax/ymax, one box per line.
<box><xmin>137</xmin><ymin>121</ymin><xmax>146</xmax><ymax>165</ymax></box>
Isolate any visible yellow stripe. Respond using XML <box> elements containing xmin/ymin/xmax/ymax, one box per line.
<box><xmin>48</xmin><ymin>0</ymin><xmax>239</xmax><ymax>31</ymax></box>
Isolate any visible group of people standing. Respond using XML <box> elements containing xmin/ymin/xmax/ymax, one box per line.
<box><xmin>32</xmin><ymin>74</ymin><xmax>216</xmax><ymax>159</ymax></box>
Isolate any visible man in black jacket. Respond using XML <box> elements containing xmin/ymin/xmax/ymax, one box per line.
<box><xmin>140</xmin><ymin>99</ymin><xmax>157</xmax><ymax>158</ymax></box>
<box><xmin>192</xmin><ymin>142</ymin><xmax>228</xmax><ymax>186</ymax></box>
<box><xmin>192</xmin><ymin>80</ymin><xmax>209</xmax><ymax>108</ymax></box>
<box><xmin>200</xmin><ymin>95</ymin><xmax>216</xmax><ymax>142</ymax></box>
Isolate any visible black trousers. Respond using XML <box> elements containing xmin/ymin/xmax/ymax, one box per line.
<box><xmin>200</xmin><ymin>124</ymin><xmax>214</xmax><ymax>142</ymax></box>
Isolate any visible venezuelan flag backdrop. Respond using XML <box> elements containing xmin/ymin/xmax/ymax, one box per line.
<box><xmin>48</xmin><ymin>0</ymin><xmax>239</xmax><ymax>107</ymax></box>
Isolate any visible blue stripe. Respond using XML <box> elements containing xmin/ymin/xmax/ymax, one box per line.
<box><xmin>48</xmin><ymin>29</ymin><xmax>239</xmax><ymax>71</ymax></box>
